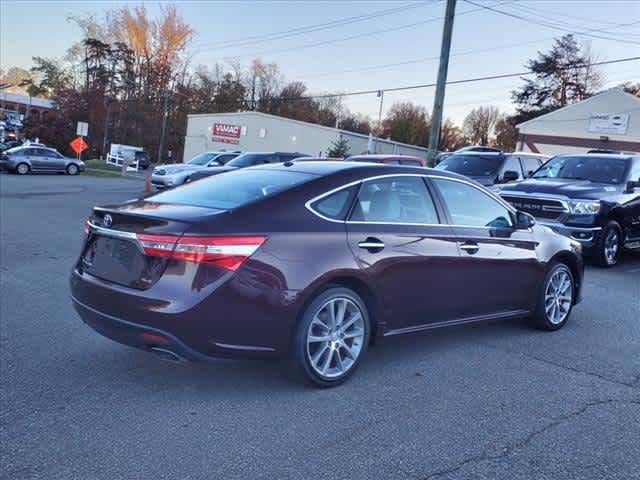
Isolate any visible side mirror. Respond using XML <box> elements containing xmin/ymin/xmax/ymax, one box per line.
<box><xmin>624</xmin><ymin>178</ymin><xmax>640</xmax><ymax>194</ymax></box>
<box><xmin>502</xmin><ymin>170</ymin><xmax>520</xmax><ymax>183</ymax></box>
<box><xmin>516</xmin><ymin>210</ymin><xmax>536</xmax><ymax>229</ymax></box>
<box><xmin>207</xmin><ymin>161</ymin><xmax>221</xmax><ymax>167</ymax></box>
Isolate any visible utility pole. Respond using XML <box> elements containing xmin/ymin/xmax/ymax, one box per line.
<box><xmin>157</xmin><ymin>90</ymin><xmax>169</xmax><ymax>164</ymax></box>
<box><xmin>375</xmin><ymin>89</ymin><xmax>384</xmax><ymax>153</ymax></box>
<box><xmin>426</xmin><ymin>0</ymin><xmax>457</xmax><ymax>167</ymax></box>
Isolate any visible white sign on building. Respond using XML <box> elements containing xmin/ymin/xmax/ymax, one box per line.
<box><xmin>587</xmin><ymin>113</ymin><xmax>630</xmax><ymax>135</ymax></box>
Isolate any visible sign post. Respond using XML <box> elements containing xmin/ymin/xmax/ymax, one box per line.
<box><xmin>75</xmin><ymin>122</ymin><xmax>89</xmax><ymax>161</ymax></box>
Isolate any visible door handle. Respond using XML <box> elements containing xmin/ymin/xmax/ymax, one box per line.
<box><xmin>459</xmin><ymin>242</ymin><xmax>479</xmax><ymax>254</ymax></box>
<box><xmin>358</xmin><ymin>238</ymin><xmax>385</xmax><ymax>251</ymax></box>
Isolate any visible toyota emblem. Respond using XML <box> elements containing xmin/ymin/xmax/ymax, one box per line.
<box><xmin>103</xmin><ymin>214</ymin><xmax>113</xmax><ymax>228</ymax></box>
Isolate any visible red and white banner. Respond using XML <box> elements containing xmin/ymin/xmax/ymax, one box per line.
<box><xmin>212</xmin><ymin>123</ymin><xmax>242</xmax><ymax>145</ymax></box>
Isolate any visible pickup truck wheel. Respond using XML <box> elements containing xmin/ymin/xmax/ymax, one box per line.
<box><xmin>594</xmin><ymin>221</ymin><xmax>622</xmax><ymax>267</ymax></box>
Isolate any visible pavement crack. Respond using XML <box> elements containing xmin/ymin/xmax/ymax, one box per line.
<box><xmin>476</xmin><ymin>340</ymin><xmax>639</xmax><ymax>390</ymax></box>
<box><xmin>418</xmin><ymin>399</ymin><xmax>640</xmax><ymax>480</ymax></box>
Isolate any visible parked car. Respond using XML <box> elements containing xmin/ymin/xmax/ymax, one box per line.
<box><xmin>434</xmin><ymin>152</ymin><xmax>548</xmax><ymax>186</ymax></box>
<box><xmin>498</xmin><ymin>153</ymin><xmax>640</xmax><ymax>267</ymax></box>
<box><xmin>0</xmin><ymin>145</ymin><xmax>85</xmax><ymax>175</ymax></box>
<box><xmin>0</xmin><ymin>139</ymin><xmax>22</xmax><ymax>151</ymax></box>
<box><xmin>454</xmin><ymin>146</ymin><xmax>503</xmax><ymax>154</ymax></box>
<box><xmin>71</xmin><ymin>161</ymin><xmax>583</xmax><ymax>387</ymax></box>
<box><xmin>152</xmin><ymin>151</ymin><xmax>241</xmax><ymax>189</ymax></box>
<box><xmin>346</xmin><ymin>154</ymin><xmax>426</xmax><ymax>166</ymax></box>
<box><xmin>185</xmin><ymin>151</ymin><xmax>309</xmax><ymax>183</ymax></box>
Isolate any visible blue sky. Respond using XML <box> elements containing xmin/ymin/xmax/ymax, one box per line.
<box><xmin>1</xmin><ymin>0</ymin><xmax>639</xmax><ymax>124</ymax></box>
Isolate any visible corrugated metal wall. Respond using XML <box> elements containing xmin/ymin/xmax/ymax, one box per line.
<box><xmin>184</xmin><ymin>112</ymin><xmax>428</xmax><ymax>162</ymax></box>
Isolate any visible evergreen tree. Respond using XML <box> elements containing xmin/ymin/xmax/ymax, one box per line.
<box><xmin>327</xmin><ymin>135</ymin><xmax>350</xmax><ymax>158</ymax></box>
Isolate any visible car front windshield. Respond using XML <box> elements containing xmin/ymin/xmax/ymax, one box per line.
<box><xmin>148</xmin><ymin>168</ymin><xmax>315</xmax><ymax>209</ymax></box>
<box><xmin>188</xmin><ymin>153</ymin><xmax>214</xmax><ymax>165</ymax></box>
<box><xmin>532</xmin><ymin>156</ymin><xmax>629</xmax><ymax>184</ymax></box>
<box><xmin>435</xmin><ymin>154</ymin><xmax>503</xmax><ymax>177</ymax></box>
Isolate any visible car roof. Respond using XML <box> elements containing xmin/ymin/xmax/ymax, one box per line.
<box><xmin>245</xmin><ymin>160</ymin><xmax>471</xmax><ymax>181</ymax></box>
<box><xmin>555</xmin><ymin>153</ymin><xmax>638</xmax><ymax>161</ymax></box>
<box><xmin>346</xmin><ymin>154</ymin><xmax>423</xmax><ymax>160</ymax></box>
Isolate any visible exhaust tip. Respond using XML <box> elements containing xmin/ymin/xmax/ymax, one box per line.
<box><xmin>149</xmin><ymin>346</ymin><xmax>186</xmax><ymax>363</ymax></box>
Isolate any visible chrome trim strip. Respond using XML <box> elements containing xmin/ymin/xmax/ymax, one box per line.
<box><xmin>87</xmin><ymin>221</ymin><xmax>138</xmax><ymax>241</ymax></box>
<box><xmin>304</xmin><ymin>173</ymin><xmax>517</xmax><ymax>226</ymax></box>
<box><xmin>537</xmin><ymin>220</ymin><xmax>602</xmax><ymax>232</ymax></box>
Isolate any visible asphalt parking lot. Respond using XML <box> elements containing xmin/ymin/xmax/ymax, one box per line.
<box><xmin>1</xmin><ymin>174</ymin><xmax>639</xmax><ymax>480</ymax></box>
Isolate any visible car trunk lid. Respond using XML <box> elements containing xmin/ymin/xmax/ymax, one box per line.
<box><xmin>79</xmin><ymin>201</ymin><xmax>225</xmax><ymax>289</ymax></box>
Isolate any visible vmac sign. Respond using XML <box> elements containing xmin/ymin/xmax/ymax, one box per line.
<box><xmin>212</xmin><ymin>123</ymin><xmax>242</xmax><ymax>144</ymax></box>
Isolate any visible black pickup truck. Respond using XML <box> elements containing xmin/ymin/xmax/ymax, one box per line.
<box><xmin>497</xmin><ymin>153</ymin><xmax>640</xmax><ymax>267</ymax></box>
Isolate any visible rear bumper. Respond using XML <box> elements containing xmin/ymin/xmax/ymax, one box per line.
<box><xmin>72</xmin><ymin>295</ymin><xmax>212</xmax><ymax>362</ymax></box>
<box><xmin>69</xmin><ymin>262</ymin><xmax>298</xmax><ymax>360</ymax></box>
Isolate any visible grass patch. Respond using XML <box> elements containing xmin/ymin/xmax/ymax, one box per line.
<box><xmin>83</xmin><ymin>158</ymin><xmax>142</xmax><ymax>180</ymax></box>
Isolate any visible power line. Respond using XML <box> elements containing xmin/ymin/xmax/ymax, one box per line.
<box><xmin>195</xmin><ymin>1</ymin><xmax>512</xmax><ymax>61</ymax></box>
<box><xmin>463</xmin><ymin>0</ymin><xmax>640</xmax><ymax>45</ymax></box>
<box><xmin>288</xmin><ymin>17</ymin><xmax>637</xmax><ymax>81</ymax></box>
<box><xmin>275</xmin><ymin>56</ymin><xmax>640</xmax><ymax>102</ymax></box>
<box><xmin>192</xmin><ymin>1</ymin><xmax>436</xmax><ymax>52</ymax></box>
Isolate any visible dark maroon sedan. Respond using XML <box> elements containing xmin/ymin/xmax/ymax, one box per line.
<box><xmin>71</xmin><ymin>162</ymin><xmax>583</xmax><ymax>387</ymax></box>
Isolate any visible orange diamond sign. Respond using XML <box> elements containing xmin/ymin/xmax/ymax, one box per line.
<box><xmin>70</xmin><ymin>136</ymin><xmax>89</xmax><ymax>155</ymax></box>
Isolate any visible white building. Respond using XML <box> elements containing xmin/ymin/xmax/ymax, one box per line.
<box><xmin>183</xmin><ymin>111</ymin><xmax>428</xmax><ymax>162</ymax></box>
<box><xmin>516</xmin><ymin>88</ymin><xmax>640</xmax><ymax>156</ymax></box>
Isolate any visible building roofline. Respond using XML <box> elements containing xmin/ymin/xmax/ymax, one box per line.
<box><xmin>516</xmin><ymin>87</ymin><xmax>640</xmax><ymax>129</ymax></box>
<box><xmin>186</xmin><ymin>110</ymin><xmax>428</xmax><ymax>152</ymax></box>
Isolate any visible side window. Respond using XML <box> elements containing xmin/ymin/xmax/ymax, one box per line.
<box><xmin>40</xmin><ymin>150</ymin><xmax>58</xmax><ymax>158</ymax></box>
<box><xmin>502</xmin><ymin>156</ymin><xmax>522</xmax><ymax>178</ymax></box>
<box><xmin>628</xmin><ymin>160</ymin><xmax>640</xmax><ymax>181</ymax></box>
<box><xmin>520</xmin><ymin>156</ymin><xmax>542</xmax><ymax>177</ymax></box>
<box><xmin>350</xmin><ymin>176</ymin><xmax>439</xmax><ymax>224</ymax></box>
<box><xmin>262</xmin><ymin>155</ymin><xmax>279</xmax><ymax>164</ymax></box>
<box><xmin>433</xmin><ymin>178</ymin><xmax>513</xmax><ymax>229</ymax></box>
<box><xmin>310</xmin><ymin>186</ymin><xmax>356</xmax><ymax>221</ymax></box>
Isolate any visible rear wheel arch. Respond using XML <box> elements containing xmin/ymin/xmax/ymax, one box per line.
<box><xmin>296</xmin><ymin>275</ymin><xmax>380</xmax><ymax>345</ymax></box>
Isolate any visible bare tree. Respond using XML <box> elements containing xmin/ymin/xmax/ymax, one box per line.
<box><xmin>463</xmin><ymin>106</ymin><xmax>501</xmax><ymax>145</ymax></box>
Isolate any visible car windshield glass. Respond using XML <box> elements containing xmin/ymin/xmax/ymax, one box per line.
<box><xmin>188</xmin><ymin>153</ymin><xmax>214</xmax><ymax>165</ymax></box>
<box><xmin>148</xmin><ymin>169</ymin><xmax>315</xmax><ymax>209</ymax></box>
<box><xmin>435</xmin><ymin>154</ymin><xmax>503</xmax><ymax>176</ymax></box>
<box><xmin>532</xmin><ymin>156</ymin><xmax>629</xmax><ymax>184</ymax></box>
<box><xmin>227</xmin><ymin>153</ymin><xmax>268</xmax><ymax>168</ymax></box>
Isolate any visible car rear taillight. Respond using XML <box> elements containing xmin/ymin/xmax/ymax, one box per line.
<box><xmin>136</xmin><ymin>234</ymin><xmax>266</xmax><ymax>271</ymax></box>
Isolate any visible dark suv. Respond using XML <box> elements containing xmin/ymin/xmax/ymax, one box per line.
<box><xmin>434</xmin><ymin>152</ymin><xmax>548</xmax><ymax>186</ymax></box>
<box><xmin>498</xmin><ymin>153</ymin><xmax>640</xmax><ymax>267</ymax></box>
<box><xmin>186</xmin><ymin>152</ymin><xmax>309</xmax><ymax>183</ymax></box>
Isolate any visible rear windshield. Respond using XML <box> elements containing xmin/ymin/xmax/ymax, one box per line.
<box><xmin>532</xmin><ymin>155</ymin><xmax>629</xmax><ymax>184</ymax></box>
<box><xmin>435</xmin><ymin>154</ymin><xmax>503</xmax><ymax>176</ymax></box>
<box><xmin>148</xmin><ymin>168</ymin><xmax>315</xmax><ymax>209</ymax></box>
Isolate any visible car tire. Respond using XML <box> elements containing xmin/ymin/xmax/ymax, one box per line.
<box><xmin>66</xmin><ymin>164</ymin><xmax>79</xmax><ymax>175</ymax></box>
<box><xmin>593</xmin><ymin>221</ymin><xmax>622</xmax><ymax>267</ymax></box>
<box><xmin>530</xmin><ymin>262</ymin><xmax>574</xmax><ymax>331</ymax></box>
<box><xmin>290</xmin><ymin>287</ymin><xmax>370</xmax><ymax>387</ymax></box>
<box><xmin>15</xmin><ymin>163</ymin><xmax>29</xmax><ymax>175</ymax></box>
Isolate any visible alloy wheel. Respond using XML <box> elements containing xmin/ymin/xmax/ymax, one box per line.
<box><xmin>544</xmin><ymin>268</ymin><xmax>573</xmax><ymax>325</ymax></box>
<box><xmin>604</xmin><ymin>229</ymin><xmax>619</xmax><ymax>265</ymax></box>
<box><xmin>306</xmin><ymin>297</ymin><xmax>365</xmax><ymax>379</ymax></box>
<box><xmin>67</xmin><ymin>164</ymin><xmax>78</xmax><ymax>175</ymax></box>
<box><xmin>17</xmin><ymin>164</ymin><xmax>28</xmax><ymax>175</ymax></box>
